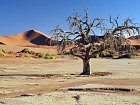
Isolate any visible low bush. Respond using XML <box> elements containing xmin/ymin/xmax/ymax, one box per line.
<box><xmin>63</xmin><ymin>51</ymin><xmax>71</xmax><ymax>55</ymax></box>
<box><xmin>18</xmin><ymin>48</ymin><xmax>29</xmax><ymax>53</ymax></box>
<box><xmin>121</xmin><ymin>52</ymin><xmax>138</xmax><ymax>58</ymax></box>
<box><xmin>100</xmin><ymin>51</ymin><xmax>111</xmax><ymax>57</ymax></box>
<box><xmin>0</xmin><ymin>48</ymin><xmax>5</xmax><ymax>57</ymax></box>
<box><xmin>95</xmin><ymin>54</ymin><xmax>100</xmax><ymax>58</ymax></box>
<box><xmin>38</xmin><ymin>52</ymin><xmax>53</xmax><ymax>59</ymax></box>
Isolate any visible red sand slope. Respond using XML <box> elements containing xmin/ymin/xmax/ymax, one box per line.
<box><xmin>0</xmin><ymin>30</ymin><xmax>139</xmax><ymax>47</ymax></box>
<box><xmin>0</xmin><ymin>30</ymin><xmax>51</xmax><ymax>46</ymax></box>
<box><xmin>128</xmin><ymin>39</ymin><xmax>140</xmax><ymax>45</ymax></box>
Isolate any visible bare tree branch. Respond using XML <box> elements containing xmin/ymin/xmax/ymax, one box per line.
<box><xmin>51</xmin><ymin>10</ymin><xmax>139</xmax><ymax>75</ymax></box>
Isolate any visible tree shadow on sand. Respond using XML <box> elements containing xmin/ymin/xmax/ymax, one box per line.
<box><xmin>0</xmin><ymin>74</ymin><xmax>62</xmax><ymax>78</ymax></box>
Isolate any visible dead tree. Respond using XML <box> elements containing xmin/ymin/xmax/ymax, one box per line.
<box><xmin>52</xmin><ymin>10</ymin><xmax>139</xmax><ymax>75</ymax></box>
<box><xmin>52</xmin><ymin>26</ymin><xmax>73</xmax><ymax>54</ymax></box>
<box><xmin>103</xmin><ymin>16</ymin><xmax>139</xmax><ymax>54</ymax></box>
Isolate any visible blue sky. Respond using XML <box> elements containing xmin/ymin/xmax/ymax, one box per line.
<box><xmin>0</xmin><ymin>0</ymin><xmax>140</xmax><ymax>36</ymax></box>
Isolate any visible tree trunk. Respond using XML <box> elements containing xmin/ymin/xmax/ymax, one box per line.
<box><xmin>80</xmin><ymin>59</ymin><xmax>91</xmax><ymax>75</ymax></box>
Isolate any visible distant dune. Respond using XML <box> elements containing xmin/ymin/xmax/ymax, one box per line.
<box><xmin>0</xmin><ymin>30</ymin><xmax>139</xmax><ymax>47</ymax></box>
<box><xmin>128</xmin><ymin>35</ymin><xmax>140</xmax><ymax>45</ymax></box>
<box><xmin>129</xmin><ymin>39</ymin><xmax>140</xmax><ymax>45</ymax></box>
<box><xmin>0</xmin><ymin>30</ymin><xmax>51</xmax><ymax>46</ymax></box>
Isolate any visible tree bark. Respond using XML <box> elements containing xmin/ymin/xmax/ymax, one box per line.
<box><xmin>80</xmin><ymin>59</ymin><xmax>91</xmax><ymax>75</ymax></box>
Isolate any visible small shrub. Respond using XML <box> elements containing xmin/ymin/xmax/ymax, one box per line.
<box><xmin>45</xmin><ymin>53</ymin><xmax>53</xmax><ymax>59</ymax></box>
<box><xmin>0</xmin><ymin>48</ymin><xmax>5</xmax><ymax>57</ymax></box>
<box><xmin>63</xmin><ymin>51</ymin><xmax>71</xmax><ymax>55</ymax></box>
<box><xmin>100</xmin><ymin>51</ymin><xmax>110</xmax><ymax>57</ymax></box>
<box><xmin>38</xmin><ymin>52</ymin><xmax>53</xmax><ymax>59</ymax></box>
<box><xmin>18</xmin><ymin>48</ymin><xmax>29</xmax><ymax>53</ymax></box>
<box><xmin>121</xmin><ymin>52</ymin><xmax>138</xmax><ymax>58</ymax></box>
<box><xmin>95</xmin><ymin>54</ymin><xmax>99</xmax><ymax>58</ymax></box>
<box><xmin>38</xmin><ymin>53</ymin><xmax>46</xmax><ymax>58</ymax></box>
<box><xmin>22</xmin><ymin>48</ymin><xmax>29</xmax><ymax>52</ymax></box>
<box><xmin>126</xmin><ymin>53</ymin><xmax>133</xmax><ymax>58</ymax></box>
<box><xmin>129</xmin><ymin>52</ymin><xmax>139</xmax><ymax>56</ymax></box>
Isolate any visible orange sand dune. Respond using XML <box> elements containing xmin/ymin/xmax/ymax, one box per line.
<box><xmin>0</xmin><ymin>30</ymin><xmax>51</xmax><ymax>46</ymax></box>
<box><xmin>128</xmin><ymin>39</ymin><xmax>140</xmax><ymax>45</ymax></box>
<box><xmin>0</xmin><ymin>30</ymin><xmax>139</xmax><ymax>47</ymax></box>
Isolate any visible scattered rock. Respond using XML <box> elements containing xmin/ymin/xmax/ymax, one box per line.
<box><xmin>71</xmin><ymin>72</ymin><xmax>112</xmax><ymax>77</ymax></box>
<box><xmin>20</xmin><ymin>94</ymin><xmax>33</xmax><ymax>97</ymax></box>
<box><xmin>68</xmin><ymin>87</ymin><xmax>136</xmax><ymax>93</ymax></box>
<box><xmin>0</xmin><ymin>101</ymin><xmax>6</xmax><ymax>104</ymax></box>
<box><xmin>92</xmin><ymin>72</ymin><xmax>112</xmax><ymax>76</ymax></box>
<box><xmin>7</xmin><ymin>51</ymin><xmax>16</xmax><ymax>54</ymax></box>
<box><xmin>72</xmin><ymin>95</ymin><xmax>80</xmax><ymax>103</ymax></box>
<box><xmin>16</xmin><ymin>48</ymin><xmax>37</xmax><ymax>58</ymax></box>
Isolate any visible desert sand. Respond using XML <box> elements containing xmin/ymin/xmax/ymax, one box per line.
<box><xmin>0</xmin><ymin>55</ymin><xmax>140</xmax><ymax>105</ymax></box>
<box><xmin>129</xmin><ymin>39</ymin><xmax>140</xmax><ymax>45</ymax></box>
<box><xmin>0</xmin><ymin>31</ymin><xmax>140</xmax><ymax>105</ymax></box>
<box><xmin>0</xmin><ymin>30</ymin><xmax>50</xmax><ymax>46</ymax></box>
<box><xmin>0</xmin><ymin>30</ymin><xmax>139</xmax><ymax>47</ymax></box>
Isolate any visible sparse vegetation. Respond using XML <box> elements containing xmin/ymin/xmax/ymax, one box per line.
<box><xmin>52</xmin><ymin>9</ymin><xmax>139</xmax><ymax>75</ymax></box>
<box><xmin>21</xmin><ymin>48</ymin><xmax>29</xmax><ymax>52</ymax></box>
<box><xmin>37</xmin><ymin>52</ymin><xmax>53</xmax><ymax>59</ymax></box>
<box><xmin>119</xmin><ymin>52</ymin><xmax>139</xmax><ymax>58</ymax></box>
<box><xmin>93</xmin><ymin>50</ymin><xmax>112</xmax><ymax>58</ymax></box>
<box><xmin>100</xmin><ymin>51</ymin><xmax>111</xmax><ymax>57</ymax></box>
<box><xmin>0</xmin><ymin>48</ymin><xmax>5</xmax><ymax>57</ymax></box>
<box><xmin>17</xmin><ymin>48</ymin><xmax>35</xmax><ymax>54</ymax></box>
<box><xmin>16</xmin><ymin>48</ymin><xmax>53</xmax><ymax>59</ymax></box>
<box><xmin>94</xmin><ymin>54</ymin><xmax>100</xmax><ymax>58</ymax></box>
